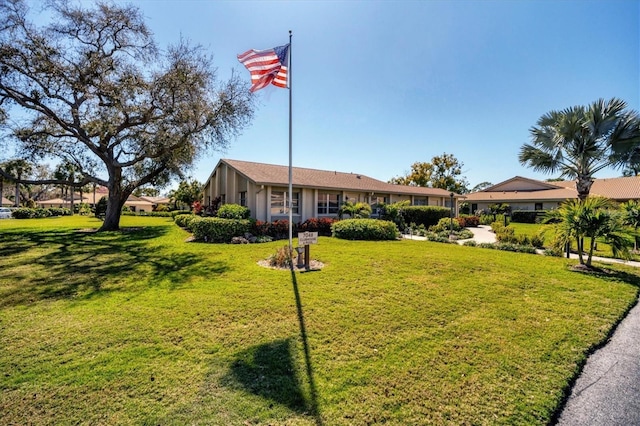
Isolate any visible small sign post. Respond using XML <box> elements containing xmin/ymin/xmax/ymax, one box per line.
<box><xmin>297</xmin><ymin>231</ymin><xmax>318</xmax><ymax>269</ymax></box>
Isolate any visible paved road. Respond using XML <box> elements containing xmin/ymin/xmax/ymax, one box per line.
<box><xmin>403</xmin><ymin>226</ymin><xmax>640</xmax><ymax>425</ymax></box>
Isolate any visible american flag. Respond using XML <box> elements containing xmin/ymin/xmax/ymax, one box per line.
<box><xmin>237</xmin><ymin>44</ymin><xmax>290</xmax><ymax>92</ymax></box>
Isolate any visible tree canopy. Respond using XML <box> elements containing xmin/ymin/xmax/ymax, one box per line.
<box><xmin>0</xmin><ymin>0</ymin><xmax>254</xmax><ymax>230</ymax></box>
<box><xmin>519</xmin><ymin>98</ymin><xmax>640</xmax><ymax>200</ymax></box>
<box><xmin>389</xmin><ymin>153</ymin><xmax>469</xmax><ymax>194</ymax></box>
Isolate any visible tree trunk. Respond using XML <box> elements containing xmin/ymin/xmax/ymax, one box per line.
<box><xmin>586</xmin><ymin>237</ymin><xmax>596</xmax><ymax>267</ymax></box>
<box><xmin>576</xmin><ymin>176</ymin><xmax>594</xmax><ymax>201</ymax></box>
<box><xmin>14</xmin><ymin>178</ymin><xmax>20</xmax><ymax>207</ymax></box>
<box><xmin>98</xmin><ymin>183</ymin><xmax>126</xmax><ymax>232</ymax></box>
<box><xmin>576</xmin><ymin>236</ymin><xmax>585</xmax><ymax>265</ymax></box>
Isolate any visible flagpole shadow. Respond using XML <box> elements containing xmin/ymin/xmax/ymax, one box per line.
<box><xmin>289</xmin><ymin>263</ymin><xmax>323</xmax><ymax>426</ymax></box>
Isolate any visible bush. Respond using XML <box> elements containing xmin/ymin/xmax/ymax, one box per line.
<box><xmin>530</xmin><ymin>234</ymin><xmax>545</xmax><ymax>249</ymax></box>
<box><xmin>401</xmin><ymin>206</ymin><xmax>450</xmax><ymax>228</ymax></box>
<box><xmin>430</xmin><ymin>217</ymin><xmax>462</xmax><ymax>232</ymax></box>
<box><xmin>457</xmin><ymin>215</ymin><xmax>480</xmax><ymax>228</ymax></box>
<box><xmin>331</xmin><ymin>218</ymin><xmax>398</xmax><ymax>240</ymax></box>
<box><xmin>297</xmin><ymin>217</ymin><xmax>336</xmax><ymax>236</ymax></box>
<box><xmin>269</xmin><ymin>246</ymin><xmax>297</xmax><ymax>268</ymax></box>
<box><xmin>33</xmin><ymin>208</ymin><xmax>52</xmax><ymax>218</ymax></box>
<box><xmin>477</xmin><ymin>242</ymin><xmax>538</xmax><ymax>254</ymax></box>
<box><xmin>511</xmin><ymin>210</ymin><xmax>546</xmax><ymax>223</ymax></box>
<box><xmin>95</xmin><ymin>197</ymin><xmax>107</xmax><ymax>219</ymax></box>
<box><xmin>217</xmin><ymin>204</ymin><xmax>250</xmax><ymax>220</ymax></box>
<box><xmin>191</xmin><ymin>217</ymin><xmax>252</xmax><ymax>243</ymax></box>
<box><xmin>253</xmin><ymin>220</ymin><xmax>293</xmax><ymax>240</ymax></box>
<box><xmin>479</xmin><ymin>213</ymin><xmax>496</xmax><ymax>225</ymax></box>
<box><xmin>11</xmin><ymin>208</ymin><xmax>35</xmax><ymax>219</ymax></box>
<box><xmin>174</xmin><ymin>213</ymin><xmax>194</xmax><ymax>228</ymax></box>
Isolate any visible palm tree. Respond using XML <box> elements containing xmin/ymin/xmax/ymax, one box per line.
<box><xmin>621</xmin><ymin>200</ymin><xmax>640</xmax><ymax>251</ymax></box>
<box><xmin>4</xmin><ymin>159</ymin><xmax>33</xmax><ymax>207</ymax></box>
<box><xmin>548</xmin><ymin>197</ymin><xmax>631</xmax><ymax>267</ymax></box>
<box><xmin>519</xmin><ymin>98</ymin><xmax>640</xmax><ymax>200</ymax></box>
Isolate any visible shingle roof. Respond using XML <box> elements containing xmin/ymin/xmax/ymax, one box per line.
<box><xmin>221</xmin><ymin>159</ymin><xmax>458</xmax><ymax>197</ymax></box>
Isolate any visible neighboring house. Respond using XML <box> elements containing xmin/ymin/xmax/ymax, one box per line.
<box><xmin>1</xmin><ymin>196</ymin><xmax>12</xmax><ymax>207</ymax></box>
<box><xmin>138</xmin><ymin>196</ymin><xmax>171</xmax><ymax>211</ymax></box>
<box><xmin>203</xmin><ymin>159</ymin><xmax>461</xmax><ymax>222</ymax></box>
<box><xmin>36</xmin><ymin>190</ymin><xmax>154</xmax><ymax>213</ymax></box>
<box><xmin>464</xmin><ymin>176</ymin><xmax>640</xmax><ymax>212</ymax></box>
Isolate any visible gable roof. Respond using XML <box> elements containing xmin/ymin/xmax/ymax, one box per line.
<box><xmin>2</xmin><ymin>196</ymin><xmax>13</xmax><ymax>206</ymax></box>
<box><xmin>217</xmin><ymin>159</ymin><xmax>460</xmax><ymax>197</ymax></box>
<box><xmin>465</xmin><ymin>175</ymin><xmax>640</xmax><ymax>202</ymax></box>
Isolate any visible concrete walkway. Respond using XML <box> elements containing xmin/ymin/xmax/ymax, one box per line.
<box><xmin>403</xmin><ymin>225</ymin><xmax>640</xmax><ymax>424</ymax></box>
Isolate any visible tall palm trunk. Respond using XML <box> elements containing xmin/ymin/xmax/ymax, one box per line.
<box><xmin>576</xmin><ymin>175</ymin><xmax>594</xmax><ymax>201</ymax></box>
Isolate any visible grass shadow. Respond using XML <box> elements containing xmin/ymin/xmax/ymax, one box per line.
<box><xmin>0</xmin><ymin>225</ymin><xmax>229</xmax><ymax>308</ymax></box>
<box><xmin>289</xmin><ymin>264</ymin><xmax>323</xmax><ymax>425</ymax></box>
<box><xmin>225</xmin><ymin>338</ymin><xmax>308</xmax><ymax>413</ymax></box>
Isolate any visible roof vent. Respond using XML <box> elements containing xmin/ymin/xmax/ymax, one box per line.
<box><xmin>356</xmin><ymin>175</ymin><xmax>361</xmax><ymax>179</ymax></box>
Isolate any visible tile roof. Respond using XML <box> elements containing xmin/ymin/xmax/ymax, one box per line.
<box><xmin>221</xmin><ymin>159</ymin><xmax>458</xmax><ymax>197</ymax></box>
<box><xmin>465</xmin><ymin>176</ymin><xmax>640</xmax><ymax>202</ymax></box>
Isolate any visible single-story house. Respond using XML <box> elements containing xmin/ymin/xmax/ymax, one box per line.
<box><xmin>36</xmin><ymin>191</ymin><xmax>154</xmax><ymax>212</ymax></box>
<box><xmin>138</xmin><ymin>196</ymin><xmax>171</xmax><ymax>211</ymax></box>
<box><xmin>203</xmin><ymin>159</ymin><xmax>461</xmax><ymax>222</ymax></box>
<box><xmin>464</xmin><ymin>176</ymin><xmax>640</xmax><ymax>212</ymax></box>
<box><xmin>1</xmin><ymin>196</ymin><xmax>12</xmax><ymax>207</ymax></box>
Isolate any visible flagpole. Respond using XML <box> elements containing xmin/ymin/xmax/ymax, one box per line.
<box><xmin>288</xmin><ymin>30</ymin><xmax>293</xmax><ymax>254</ymax></box>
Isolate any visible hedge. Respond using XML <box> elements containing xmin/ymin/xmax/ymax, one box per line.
<box><xmin>401</xmin><ymin>206</ymin><xmax>450</xmax><ymax>227</ymax></box>
<box><xmin>217</xmin><ymin>204</ymin><xmax>250</xmax><ymax>220</ymax></box>
<box><xmin>10</xmin><ymin>207</ymin><xmax>71</xmax><ymax>219</ymax></box>
<box><xmin>191</xmin><ymin>217</ymin><xmax>252</xmax><ymax>243</ymax></box>
<box><xmin>297</xmin><ymin>217</ymin><xmax>336</xmax><ymax>236</ymax></box>
<box><xmin>331</xmin><ymin>218</ymin><xmax>398</xmax><ymax>240</ymax></box>
<box><xmin>511</xmin><ymin>210</ymin><xmax>547</xmax><ymax>223</ymax></box>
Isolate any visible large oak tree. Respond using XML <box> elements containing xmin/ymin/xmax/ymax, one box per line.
<box><xmin>0</xmin><ymin>0</ymin><xmax>254</xmax><ymax>230</ymax></box>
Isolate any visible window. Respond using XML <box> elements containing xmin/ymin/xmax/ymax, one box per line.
<box><xmin>535</xmin><ymin>203</ymin><xmax>543</xmax><ymax>211</ymax></box>
<box><xmin>413</xmin><ymin>197</ymin><xmax>427</xmax><ymax>206</ymax></box>
<box><xmin>271</xmin><ymin>191</ymin><xmax>299</xmax><ymax>215</ymax></box>
<box><xmin>318</xmin><ymin>192</ymin><xmax>339</xmax><ymax>214</ymax></box>
<box><xmin>220</xmin><ymin>194</ymin><xmax>226</xmax><ymax>204</ymax></box>
<box><xmin>239</xmin><ymin>191</ymin><xmax>247</xmax><ymax>207</ymax></box>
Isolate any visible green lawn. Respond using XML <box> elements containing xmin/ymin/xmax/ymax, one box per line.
<box><xmin>509</xmin><ymin>221</ymin><xmax>640</xmax><ymax>261</ymax></box>
<box><xmin>1</xmin><ymin>216</ymin><xmax>638</xmax><ymax>425</ymax></box>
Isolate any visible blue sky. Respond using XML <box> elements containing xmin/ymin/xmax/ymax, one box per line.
<box><xmin>58</xmin><ymin>1</ymin><xmax>640</xmax><ymax>189</ymax></box>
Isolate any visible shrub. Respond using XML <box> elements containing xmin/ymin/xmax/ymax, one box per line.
<box><xmin>530</xmin><ymin>234</ymin><xmax>545</xmax><ymax>249</ymax></box>
<box><xmin>11</xmin><ymin>208</ymin><xmax>35</xmax><ymax>219</ymax></box>
<box><xmin>544</xmin><ymin>247</ymin><xmax>564</xmax><ymax>257</ymax></box>
<box><xmin>379</xmin><ymin>201</ymin><xmax>410</xmax><ymax>229</ymax></box>
<box><xmin>253</xmin><ymin>220</ymin><xmax>293</xmax><ymax>240</ymax></box>
<box><xmin>510</xmin><ymin>210</ymin><xmax>543</xmax><ymax>224</ymax></box>
<box><xmin>402</xmin><ymin>206</ymin><xmax>450</xmax><ymax>227</ymax></box>
<box><xmin>155</xmin><ymin>204</ymin><xmax>169</xmax><ymax>212</ymax></box>
<box><xmin>174</xmin><ymin>213</ymin><xmax>194</xmax><ymax>228</ymax></box>
<box><xmin>457</xmin><ymin>215</ymin><xmax>480</xmax><ymax>228</ymax></box>
<box><xmin>217</xmin><ymin>203</ymin><xmax>250</xmax><ymax>220</ymax></box>
<box><xmin>191</xmin><ymin>217</ymin><xmax>252</xmax><ymax>243</ymax></box>
<box><xmin>33</xmin><ymin>208</ymin><xmax>51</xmax><ymax>218</ymax></box>
<box><xmin>297</xmin><ymin>217</ymin><xmax>336</xmax><ymax>236</ymax></box>
<box><xmin>331</xmin><ymin>218</ymin><xmax>398</xmax><ymax>240</ymax></box>
<box><xmin>479</xmin><ymin>213</ymin><xmax>496</xmax><ymax>225</ymax></box>
<box><xmin>430</xmin><ymin>217</ymin><xmax>462</xmax><ymax>232</ymax></box>
<box><xmin>269</xmin><ymin>246</ymin><xmax>297</xmax><ymax>268</ymax></box>
<box><xmin>339</xmin><ymin>201</ymin><xmax>372</xmax><ymax>219</ymax></box>
<box><xmin>462</xmin><ymin>240</ymin><xmax>477</xmax><ymax>247</ymax></box>
<box><xmin>170</xmin><ymin>210</ymin><xmax>190</xmax><ymax>218</ymax></box>
<box><xmin>477</xmin><ymin>242</ymin><xmax>538</xmax><ymax>254</ymax></box>
<box><xmin>95</xmin><ymin>197</ymin><xmax>107</xmax><ymax>219</ymax></box>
